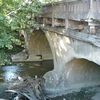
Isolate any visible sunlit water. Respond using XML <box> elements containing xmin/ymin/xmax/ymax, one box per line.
<box><xmin>0</xmin><ymin>61</ymin><xmax>100</xmax><ymax>100</ymax></box>
<box><xmin>0</xmin><ymin>61</ymin><xmax>53</xmax><ymax>99</ymax></box>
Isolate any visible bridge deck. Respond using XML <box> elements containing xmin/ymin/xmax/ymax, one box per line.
<box><xmin>38</xmin><ymin>0</ymin><xmax>100</xmax><ymax>36</ymax></box>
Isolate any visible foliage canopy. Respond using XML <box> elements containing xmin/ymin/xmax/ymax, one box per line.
<box><xmin>0</xmin><ymin>0</ymin><xmax>42</xmax><ymax>66</ymax></box>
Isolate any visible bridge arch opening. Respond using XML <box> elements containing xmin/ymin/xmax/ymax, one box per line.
<box><xmin>12</xmin><ymin>30</ymin><xmax>53</xmax><ymax>62</ymax></box>
<box><xmin>44</xmin><ymin>58</ymin><xmax>100</xmax><ymax>94</ymax></box>
<box><xmin>64</xmin><ymin>58</ymin><xmax>100</xmax><ymax>86</ymax></box>
<box><xmin>25</xmin><ymin>29</ymin><xmax>53</xmax><ymax>61</ymax></box>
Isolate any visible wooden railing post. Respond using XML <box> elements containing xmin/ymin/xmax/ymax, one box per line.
<box><xmin>52</xmin><ymin>3</ymin><xmax>55</xmax><ymax>27</ymax></box>
<box><xmin>65</xmin><ymin>3</ymin><xmax>69</xmax><ymax>30</ymax></box>
<box><xmin>52</xmin><ymin>17</ymin><xmax>55</xmax><ymax>27</ymax></box>
<box><xmin>65</xmin><ymin>19</ymin><xmax>69</xmax><ymax>30</ymax></box>
<box><xmin>43</xmin><ymin>17</ymin><xmax>46</xmax><ymax>27</ymax></box>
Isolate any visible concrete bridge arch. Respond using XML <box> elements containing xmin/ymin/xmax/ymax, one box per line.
<box><xmin>12</xmin><ymin>30</ymin><xmax>53</xmax><ymax>62</ymax></box>
<box><xmin>12</xmin><ymin>0</ymin><xmax>100</xmax><ymax>94</ymax></box>
<box><xmin>12</xmin><ymin>27</ymin><xmax>100</xmax><ymax>94</ymax></box>
<box><xmin>43</xmin><ymin>29</ymin><xmax>100</xmax><ymax>94</ymax></box>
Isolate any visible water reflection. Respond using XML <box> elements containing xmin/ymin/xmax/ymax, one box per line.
<box><xmin>0</xmin><ymin>61</ymin><xmax>100</xmax><ymax>100</ymax></box>
<box><xmin>51</xmin><ymin>85</ymin><xmax>100</xmax><ymax>100</ymax></box>
<box><xmin>0</xmin><ymin>61</ymin><xmax>53</xmax><ymax>99</ymax></box>
<box><xmin>2</xmin><ymin>66</ymin><xmax>22</xmax><ymax>82</ymax></box>
<box><xmin>1</xmin><ymin>61</ymin><xmax>53</xmax><ymax>82</ymax></box>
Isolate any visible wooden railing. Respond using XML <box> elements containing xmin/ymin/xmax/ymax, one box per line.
<box><xmin>38</xmin><ymin>0</ymin><xmax>100</xmax><ymax>29</ymax></box>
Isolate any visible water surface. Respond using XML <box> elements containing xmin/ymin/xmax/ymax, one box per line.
<box><xmin>0</xmin><ymin>61</ymin><xmax>53</xmax><ymax>99</ymax></box>
<box><xmin>0</xmin><ymin>61</ymin><xmax>100</xmax><ymax>100</ymax></box>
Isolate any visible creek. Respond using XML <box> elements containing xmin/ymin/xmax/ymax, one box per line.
<box><xmin>0</xmin><ymin>60</ymin><xmax>100</xmax><ymax>100</ymax></box>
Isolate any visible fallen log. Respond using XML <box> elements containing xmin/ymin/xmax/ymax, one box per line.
<box><xmin>6</xmin><ymin>76</ymin><xmax>47</xmax><ymax>100</ymax></box>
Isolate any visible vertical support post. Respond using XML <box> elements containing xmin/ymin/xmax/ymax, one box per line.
<box><xmin>90</xmin><ymin>25</ymin><xmax>96</xmax><ymax>34</ymax></box>
<box><xmin>52</xmin><ymin>3</ymin><xmax>55</xmax><ymax>27</ymax></box>
<box><xmin>65</xmin><ymin>3</ymin><xmax>69</xmax><ymax>30</ymax></box>
<box><xmin>52</xmin><ymin>17</ymin><xmax>55</xmax><ymax>27</ymax></box>
<box><xmin>65</xmin><ymin>19</ymin><xmax>69</xmax><ymax>30</ymax></box>
<box><xmin>43</xmin><ymin>17</ymin><xmax>46</xmax><ymax>27</ymax></box>
<box><xmin>87</xmin><ymin>0</ymin><xmax>97</xmax><ymax>34</ymax></box>
<box><xmin>90</xmin><ymin>0</ymin><xmax>93</xmax><ymax>11</ymax></box>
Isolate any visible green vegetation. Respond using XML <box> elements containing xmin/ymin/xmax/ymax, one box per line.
<box><xmin>0</xmin><ymin>0</ymin><xmax>42</xmax><ymax>66</ymax></box>
<box><xmin>0</xmin><ymin>0</ymin><xmax>58</xmax><ymax>66</ymax></box>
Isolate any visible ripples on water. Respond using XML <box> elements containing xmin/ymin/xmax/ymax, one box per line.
<box><xmin>51</xmin><ymin>85</ymin><xmax>100</xmax><ymax>100</ymax></box>
<box><xmin>0</xmin><ymin>61</ymin><xmax>100</xmax><ymax>100</ymax></box>
<box><xmin>0</xmin><ymin>61</ymin><xmax>53</xmax><ymax>99</ymax></box>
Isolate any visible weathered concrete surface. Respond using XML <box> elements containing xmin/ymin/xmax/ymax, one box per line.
<box><xmin>11</xmin><ymin>49</ymin><xmax>28</xmax><ymax>62</ymax></box>
<box><xmin>43</xmin><ymin>30</ymin><xmax>100</xmax><ymax>94</ymax></box>
<box><xmin>12</xmin><ymin>30</ymin><xmax>53</xmax><ymax>62</ymax></box>
<box><xmin>26</xmin><ymin>30</ymin><xmax>52</xmax><ymax>61</ymax></box>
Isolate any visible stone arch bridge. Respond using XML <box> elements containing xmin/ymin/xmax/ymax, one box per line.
<box><xmin>12</xmin><ymin>0</ymin><xmax>100</xmax><ymax>92</ymax></box>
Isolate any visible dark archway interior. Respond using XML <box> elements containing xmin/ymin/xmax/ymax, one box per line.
<box><xmin>26</xmin><ymin>30</ymin><xmax>53</xmax><ymax>61</ymax></box>
<box><xmin>12</xmin><ymin>30</ymin><xmax>53</xmax><ymax>62</ymax></box>
<box><xmin>64</xmin><ymin>58</ymin><xmax>100</xmax><ymax>86</ymax></box>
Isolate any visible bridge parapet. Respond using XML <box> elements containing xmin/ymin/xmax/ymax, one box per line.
<box><xmin>38</xmin><ymin>0</ymin><xmax>100</xmax><ymax>35</ymax></box>
<box><xmin>67</xmin><ymin>1</ymin><xmax>90</xmax><ymax>20</ymax></box>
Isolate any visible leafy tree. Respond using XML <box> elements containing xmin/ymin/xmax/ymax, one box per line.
<box><xmin>0</xmin><ymin>0</ymin><xmax>42</xmax><ymax>66</ymax></box>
